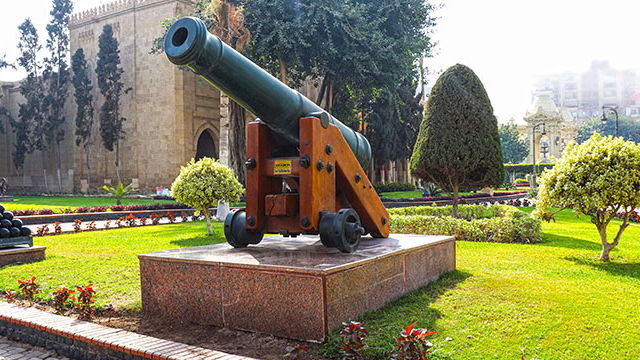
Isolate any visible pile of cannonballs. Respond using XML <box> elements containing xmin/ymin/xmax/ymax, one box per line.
<box><xmin>0</xmin><ymin>204</ymin><xmax>31</xmax><ymax>239</ymax></box>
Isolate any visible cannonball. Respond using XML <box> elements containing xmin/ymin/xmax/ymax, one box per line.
<box><xmin>20</xmin><ymin>227</ymin><xmax>31</xmax><ymax>236</ymax></box>
<box><xmin>0</xmin><ymin>228</ymin><xmax>9</xmax><ymax>238</ymax></box>
<box><xmin>0</xmin><ymin>204</ymin><xmax>4</xmax><ymax>213</ymax></box>
<box><xmin>9</xmin><ymin>227</ymin><xmax>20</xmax><ymax>237</ymax></box>
<box><xmin>2</xmin><ymin>212</ymin><xmax>13</xmax><ymax>221</ymax></box>
<box><xmin>11</xmin><ymin>219</ymin><xmax>23</xmax><ymax>228</ymax></box>
<box><xmin>0</xmin><ymin>219</ymin><xmax>11</xmax><ymax>229</ymax></box>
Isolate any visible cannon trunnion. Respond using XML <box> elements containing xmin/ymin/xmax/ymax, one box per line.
<box><xmin>165</xmin><ymin>17</ymin><xmax>390</xmax><ymax>252</ymax></box>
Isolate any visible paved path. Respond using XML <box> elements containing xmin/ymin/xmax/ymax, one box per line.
<box><xmin>0</xmin><ymin>337</ymin><xmax>69</xmax><ymax>360</ymax></box>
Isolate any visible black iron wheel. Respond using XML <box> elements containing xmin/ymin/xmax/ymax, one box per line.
<box><xmin>224</xmin><ymin>209</ymin><xmax>264</xmax><ymax>248</ymax></box>
<box><xmin>319</xmin><ymin>208</ymin><xmax>365</xmax><ymax>253</ymax></box>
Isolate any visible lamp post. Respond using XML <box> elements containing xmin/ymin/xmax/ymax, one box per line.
<box><xmin>602</xmin><ymin>106</ymin><xmax>619</xmax><ymax>137</ymax></box>
<box><xmin>531</xmin><ymin>121</ymin><xmax>546</xmax><ymax>189</ymax></box>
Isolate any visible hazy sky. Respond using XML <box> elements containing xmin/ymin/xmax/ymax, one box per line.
<box><xmin>2</xmin><ymin>0</ymin><xmax>639</xmax><ymax>122</ymax></box>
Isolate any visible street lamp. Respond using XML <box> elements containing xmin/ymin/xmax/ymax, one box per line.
<box><xmin>531</xmin><ymin>121</ymin><xmax>546</xmax><ymax>189</ymax></box>
<box><xmin>602</xmin><ymin>106</ymin><xmax>619</xmax><ymax>137</ymax></box>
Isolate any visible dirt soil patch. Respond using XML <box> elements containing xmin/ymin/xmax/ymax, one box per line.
<box><xmin>9</xmin><ymin>301</ymin><xmax>328</xmax><ymax>360</ymax></box>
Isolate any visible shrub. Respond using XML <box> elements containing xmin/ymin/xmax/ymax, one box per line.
<box><xmin>125</xmin><ymin>214</ymin><xmax>137</xmax><ymax>227</ymax></box>
<box><xmin>535</xmin><ymin>133</ymin><xmax>640</xmax><ymax>262</ymax></box>
<box><xmin>54</xmin><ymin>222</ymin><xmax>63</xmax><ymax>235</ymax></box>
<box><xmin>102</xmin><ymin>182</ymin><xmax>134</xmax><ymax>206</ymax></box>
<box><xmin>374</xmin><ymin>182</ymin><xmax>416</xmax><ymax>194</ymax></box>
<box><xmin>36</xmin><ymin>225</ymin><xmax>50</xmax><ymax>236</ymax></box>
<box><xmin>340</xmin><ymin>321</ymin><xmax>369</xmax><ymax>360</ymax></box>
<box><xmin>18</xmin><ymin>277</ymin><xmax>41</xmax><ymax>304</ymax></box>
<box><xmin>390</xmin><ymin>205</ymin><xmax>540</xmax><ymax>244</ymax></box>
<box><xmin>391</xmin><ymin>322</ymin><xmax>436</xmax><ymax>360</ymax></box>
<box><xmin>76</xmin><ymin>284</ymin><xmax>96</xmax><ymax>320</ymax></box>
<box><xmin>3</xmin><ymin>290</ymin><xmax>18</xmax><ymax>302</ymax></box>
<box><xmin>171</xmin><ymin>158</ymin><xmax>243</xmax><ymax>235</ymax></box>
<box><xmin>73</xmin><ymin>220</ymin><xmax>82</xmax><ymax>233</ymax></box>
<box><xmin>52</xmin><ymin>286</ymin><xmax>75</xmax><ymax>314</ymax></box>
<box><xmin>167</xmin><ymin>211</ymin><xmax>176</xmax><ymax>224</ymax></box>
<box><xmin>410</xmin><ymin>64</ymin><xmax>503</xmax><ymax>218</ymax></box>
<box><xmin>85</xmin><ymin>221</ymin><xmax>97</xmax><ymax>231</ymax></box>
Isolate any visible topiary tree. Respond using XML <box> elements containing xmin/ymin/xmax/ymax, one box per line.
<box><xmin>410</xmin><ymin>64</ymin><xmax>503</xmax><ymax>217</ymax></box>
<box><xmin>534</xmin><ymin>133</ymin><xmax>640</xmax><ymax>262</ymax></box>
<box><xmin>171</xmin><ymin>158</ymin><xmax>244</xmax><ymax>235</ymax></box>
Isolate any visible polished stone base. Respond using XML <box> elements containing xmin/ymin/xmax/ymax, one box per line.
<box><xmin>0</xmin><ymin>246</ymin><xmax>45</xmax><ymax>267</ymax></box>
<box><xmin>138</xmin><ymin>234</ymin><xmax>456</xmax><ymax>341</ymax></box>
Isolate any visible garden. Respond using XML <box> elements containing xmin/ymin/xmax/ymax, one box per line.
<box><xmin>2</xmin><ymin>207</ymin><xmax>639</xmax><ymax>359</ymax></box>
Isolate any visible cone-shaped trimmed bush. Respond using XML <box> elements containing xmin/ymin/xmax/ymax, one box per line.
<box><xmin>410</xmin><ymin>64</ymin><xmax>503</xmax><ymax>216</ymax></box>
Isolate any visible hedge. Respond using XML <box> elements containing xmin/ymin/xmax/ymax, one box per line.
<box><xmin>504</xmin><ymin>163</ymin><xmax>554</xmax><ymax>174</ymax></box>
<box><xmin>374</xmin><ymin>182</ymin><xmax>416</xmax><ymax>193</ymax></box>
<box><xmin>390</xmin><ymin>205</ymin><xmax>541</xmax><ymax>244</ymax></box>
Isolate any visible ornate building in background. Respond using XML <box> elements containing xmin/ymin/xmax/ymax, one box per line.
<box><xmin>518</xmin><ymin>91</ymin><xmax>577</xmax><ymax>163</ymax></box>
<box><xmin>0</xmin><ymin>0</ymin><xmax>231</xmax><ymax>193</ymax></box>
<box><xmin>534</xmin><ymin>61</ymin><xmax>640</xmax><ymax>121</ymax></box>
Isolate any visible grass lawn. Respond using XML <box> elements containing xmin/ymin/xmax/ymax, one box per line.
<box><xmin>4</xmin><ymin>196</ymin><xmax>177</xmax><ymax>212</ymax></box>
<box><xmin>322</xmin><ymin>208</ymin><xmax>640</xmax><ymax>359</ymax></box>
<box><xmin>2</xmin><ymin>208</ymin><xmax>639</xmax><ymax>359</ymax></box>
<box><xmin>0</xmin><ymin>221</ymin><xmax>226</xmax><ymax>311</ymax></box>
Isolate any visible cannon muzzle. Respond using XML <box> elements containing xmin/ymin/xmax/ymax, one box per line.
<box><xmin>164</xmin><ymin>17</ymin><xmax>371</xmax><ymax>168</ymax></box>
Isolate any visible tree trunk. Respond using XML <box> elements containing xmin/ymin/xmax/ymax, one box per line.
<box><xmin>55</xmin><ymin>142</ymin><xmax>63</xmax><ymax>193</ymax></box>
<box><xmin>204</xmin><ymin>207</ymin><xmax>213</xmax><ymax>235</ymax></box>
<box><xmin>278</xmin><ymin>55</ymin><xmax>287</xmax><ymax>85</ymax></box>
<box><xmin>85</xmin><ymin>147</ymin><xmax>91</xmax><ymax>193</ymax></box>
<box><xmin>115</xmin><ymin>140</ymin><xmax>122</xmax><ymax>184</ymax></box>
<box><xmin>42</xmin><ymin>156</ymin><xmax>49</xmax><ymax>194</ymax></box>
<box><xmin>451</xmin><ymin>194</ymin><xmax>459</xmax><ymax>218</ymax></box>
<box><xmin>598</xmin><ymin>217</ymin><xmax>630</xmax><ymax>262</ymax></box>
<box><xmin>228</xmin><ymin>101</ymin><xmax>246</xmax><ymax>185</ymax></box>
<box><xmin>598</xmin><ymin>224</ymin><xmax>612</xmax><ymax>262</ymax></box>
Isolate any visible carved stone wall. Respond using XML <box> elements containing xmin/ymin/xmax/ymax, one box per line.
<box><xmin>0</xmin><ymin>0</ymin><xmax>223</xmax><ymax>193</ymax></box>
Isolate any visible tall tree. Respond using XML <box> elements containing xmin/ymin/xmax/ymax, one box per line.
<box><xmin>365</xmin><ymin>75</ymin><xmax>423</xmax><ymax>181</ymax></box>
<box><xmin>410</xmin><ymin>64</ymin><xmax>504</xmax><ymax>217</ymax></box>
<box><xmin>96</xmin><ymin>24</ymin><xmax>129</xmax><ymax>183</ymax></box>
<box><xmin>0</xmin><ymin>54</ymin><xmax>15</xmax><ymax>134</ymax></box>
<box><xmin>577</xmin><ymin>115</ymin><xmax>640</xmax><ymax>143</ymax></box>
<box><xmin>43</xmin><ymin>0</ymin><xmax>73</xmax><ymax>192</ymax></box>
<box><xmin>205</xmin><ymin>0</ymin><xmax>250</xmax><ymax>185</ymax></box>
<box><xmin>71</xmin><ymin>48</ymin><xmax>94</xmax><ymax>190</ymax></box>
<box><xmin>499</xmin><ymin>122</ymin><xmax>529</xmax><ymax>164</ymax></box>
<box><xmin>14</xmin><ymin>19</ymin><xmax>48</xmax><ymax>181</ymax></box>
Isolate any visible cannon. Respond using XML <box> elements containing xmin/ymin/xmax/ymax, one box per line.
<box><xmin>165</xmin><ymin>17</ymin><xmax>390</xmax><ymax>252</ymax></box>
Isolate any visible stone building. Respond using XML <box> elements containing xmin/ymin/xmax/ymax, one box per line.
<box><xmin>0</xmin><ymin>0</ymin><xmax>228</xmax><ymax>193</ymax></box>
<box><xmin>518</xmin><ymin>91</ymin><xmax>577</xmax><ymax>163</ymax></box>
<box><xmin>534</xmin><ymin>61</ymin><xmax>640</xmax><ymax>121</ymax></box>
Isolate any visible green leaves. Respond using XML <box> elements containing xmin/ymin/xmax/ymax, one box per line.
<box><xmin>410</xmin><ymin>64</ymin><xmax>504</xmax><ymax>194</ymax></box>
<box><xmin>500</xmin><ymin>122</ymin><xmax>529</xmax><ymax>164</ymax></box>
<box><xmin>170</xmin><ymin>157</ymin><xmax>244</xmax><ymax>215</ymax></box>
<box><xmin>71</xmin><ymin>48</ymin><xmax>94</xmax><ymax>148</ymax></box>
<box><xmin>96</xmin><ymin>24</ymin><xmax>127</xmax><ymax>152</ymax></box>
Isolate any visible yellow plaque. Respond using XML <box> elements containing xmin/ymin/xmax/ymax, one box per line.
<box><xmin>274</xmin><ymin>160</ymin><xmax>292</xmax><ymax>175</ymax></box>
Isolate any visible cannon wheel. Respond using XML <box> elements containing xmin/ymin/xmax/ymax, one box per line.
<box><xmin>319</xmin><ymin>209</ymin><xmax>365</xmax><ymax>253</ymax></box>
<box><xmin>224</xmin><ymin>209</ymin><xmax>264</xmax><ymax>248</ymax></box>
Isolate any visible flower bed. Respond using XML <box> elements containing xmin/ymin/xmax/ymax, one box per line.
<box><xmin>389</xmin><ymin>204</ymin><xmax>541</xmax><ymax>244</ymax></box>
<box><xmin>12</xmin><ymin>203</ymin><xmax>190</xmax><ymax>217</ymax></box>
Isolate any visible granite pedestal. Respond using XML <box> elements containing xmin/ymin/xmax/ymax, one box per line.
<box><xmin>0</xmin><ymin>246</ymin><xmax>46</xmax><ymax>267</ymax></box>
<box><xmin>138</xmin><ymin>234</ymin><xmax>455</xmax><ymax>341</ymax></box>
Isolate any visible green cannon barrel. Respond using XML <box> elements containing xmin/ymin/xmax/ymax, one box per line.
<box><xmin>164</xmin><ymin>17</ymin><xmax>371</xmax><ymax>168</ymax></box>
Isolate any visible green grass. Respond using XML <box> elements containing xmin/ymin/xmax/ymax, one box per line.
<box><xmin>4</xmin><ymin>196</ymin><xmax>176</xmax><ymax>212</ymax></box>
<box><xmin>323</xmin><ymin>208</ymin><xmax>640</xmax><ymax>359</ymax></box>
<box><xmin>0</xmin><ymin>221</ymin><xmax>225</xmax><ymax>311</ymax></box>
<box><xmin>3</xmin><ymin>208</ymin><xmax>639</xmax><ymax>358</ymax></box>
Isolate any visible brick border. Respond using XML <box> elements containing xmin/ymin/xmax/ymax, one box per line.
<box><xmin>0</xmin><ymin>302</ymin><xmax>256</xmax><ymax>360</ymax></box>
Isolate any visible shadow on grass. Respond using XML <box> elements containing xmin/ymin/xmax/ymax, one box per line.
<box><xmin>566</xmin><ymin>254</ymin><xmax>640</xmax><ymax>280</ymax></box>
<box><xmin>536</xmin><ymin>234</ymin><xmax>601</xmax><ymax>251</ymax></box>
<box><xmin>169</xmin><ymin>230</ymin><xmax>226</xmax><ymax>248</ymax></box>
<box><xmin>320</xmin><ymin>270</ymin><xmax>472</xmax><ymax>360</ymax></box>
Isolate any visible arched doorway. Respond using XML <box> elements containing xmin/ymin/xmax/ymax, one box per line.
<box><xmin>195</xmin><ymin>130</ymin><xmax>218</xmax><ymax>160</ymax></box>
